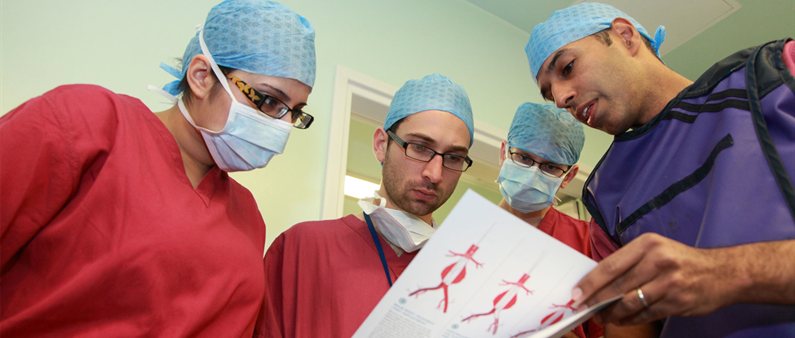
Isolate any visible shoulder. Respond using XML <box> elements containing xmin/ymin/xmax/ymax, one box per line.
<box><xmin>547</xmin><ymin>207</ymin><xmax>588</xmax><ymax>227</ymax></box>
<box><xmin>39</xmin><ymin>84</ymin><xmax>141</xmax><ymax>110</ymax></box>
<box><xmin>3</xmin><ymin>85</ymin><xmax>148</xmax><ymax>147</ymax></box>
<box><xmin>284</xmin><ymin>215</ymin><xmax>358</xmax><ymax>236</ymax></box>
<box><xmin>276</xmin><ymin>215</ymin><xmax>364</xmax><ymax>245</ymax></box>
<box><xmin>686</xmin><ymin>39</ymin><xmax>788</xmax><ymax>98</ymax></box>
<box><xmin>266</xmin><ymin>216</ymin><xmax>355</xmax><ymax>260</ymax></box>
<box><xmin>28</xmin><ymin>84</ymin><xmax>148</xmax><ymax>131</ymax></box>
<box><xmin>45</xmin><ymin>84</ymin><xmax>116</xmax><ymax>97</ymax></box>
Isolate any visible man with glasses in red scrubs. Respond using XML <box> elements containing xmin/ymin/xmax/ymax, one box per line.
<box><xmin>256</xmin><ymin>73</ymin><xmax>475</xmax><ymax>338</ymax></box>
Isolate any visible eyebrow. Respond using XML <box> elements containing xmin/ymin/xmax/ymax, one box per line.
<box><xmin>404</xmin><ymin>132</ymin><xmax>469</xmax><ymax>154</ymax></box>
<box><xmin>511</xmin><ymin>148</ymin><xmax>566</xmax><ymax>167</ymax></box>
<box><xmin>258</xmin><ymin>83</ymin><xmax>307</xmax><ymax>107</ymax></box>
<box><xmin>546</xmin><ymin>49</ymin><xmax>567</xmax><ymax>74</ymax></box>
<box><xmin>538</xmin><ymin>49</ymin><xmax>568</xmax><ymax>101</ymax></box>
<box><xmin>510</xmin><ymin>148</ymin><xmax>541</xmax><ymax>160</ymax></box>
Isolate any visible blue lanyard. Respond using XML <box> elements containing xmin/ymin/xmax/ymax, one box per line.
<box><xmin>363</xmin><ymin>212</ymin><xmax>393</xmax><ymax>287</ymax></box>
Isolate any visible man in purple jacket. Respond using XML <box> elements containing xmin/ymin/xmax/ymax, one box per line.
<box><xmin>525</xmin><ymin>2</ymin><xmax>795</xmax><ymax>337</ymax></box>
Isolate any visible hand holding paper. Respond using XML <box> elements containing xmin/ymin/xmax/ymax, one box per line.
<box><xmin>354</xmin><ymin>190</ymin><xmax>618</xmax><ymax>338</ymax></box>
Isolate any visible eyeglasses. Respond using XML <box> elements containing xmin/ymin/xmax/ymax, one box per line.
<box><xmin>509</xmin><ymin>149</ymin><xmax>570</xmax><ymax>178</ymax></box>
<box><xmin>228</xmin><ymin>75</ymin><xmax>314</xmax><ymax>129</ymax></box>
<box><xmin>387</xmin><ymin>130</ymin><xmax>472</xmax><ymax>172</ymax></box>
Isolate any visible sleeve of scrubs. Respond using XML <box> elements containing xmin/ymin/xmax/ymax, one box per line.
<box><xmin>0</xmin><ymin>85</ymin><xmax>111</xmax><ymax>270</ymax></box>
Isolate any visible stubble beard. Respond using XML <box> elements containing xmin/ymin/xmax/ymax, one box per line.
<box><xmin>382</xmin><ymin>154</ymin><xmax>443</xmax><ymax>217</ymax></box>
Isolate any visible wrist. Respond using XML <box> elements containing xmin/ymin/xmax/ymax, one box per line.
<box><xmin>712</xmin><ymin>240</ymin><xmax>795</xmax><ymax>305</ymax></box>
<box><xmin>715</xmin><ymin>245</ymin><xmax>754</xmax><ymax>305</ymax></box>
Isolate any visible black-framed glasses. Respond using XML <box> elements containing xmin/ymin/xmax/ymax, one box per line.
<box><xmin>228</xmin><ymin>75</ymin><xmax>314</xmax><ymax>129</ymax></box>
<box><xmin>387</xmin><ymin>130</ymin><xmax>472</xmax><ymax>172</ymax></box>
<box><xmin>508</xmin><ymin>149</ymin><xmax>570</xmax><ymax>178</ymax></box>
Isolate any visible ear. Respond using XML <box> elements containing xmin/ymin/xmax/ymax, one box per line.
<box><xmin>373</xmin><ymin>127</ymin><xmax>389</xmax><ymax>164</ymax></box>
<box><xmin>610</xmin><ymin>18</ymin><xmax>642</xmax><ymax>56</ymax></box>
<box><xmin>185</xmin><ymin>55</ymin><xmax>218</xmax><ymax>100</ymax></box>
<box><xmin>499</xmin><ymin>140</ymin><xmax>508</xmax><ymax>166</ymax></box>
<box><xmin>559</xmin><ymin>164</ymin><xmax>579</xmax><ymax>189</ymax></box>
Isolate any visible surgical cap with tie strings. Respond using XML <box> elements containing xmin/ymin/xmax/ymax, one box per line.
<box><xmin>525</xmin><ymin>2</ymin><xmax>666</xmax><ymax>80</ymax></box>
<box><xmin>161</xmin><ymin>0</ymin><xmax>316</xmax><ymax>95</ymax></box>
<box><xmin>507</xmin><ymin>103</ymin><xmax>584</xmax><ymax>166</ymax></box>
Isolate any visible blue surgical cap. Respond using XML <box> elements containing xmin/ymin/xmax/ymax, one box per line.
<box><xmin>507</xmin><ymin>103</ymin><xmax>584</xmax><ymax>166</ymax></box>
<box><xmin>384</xmin><ymin>74</ymin><xmax>475</xmax><ymax>145</ymax></box>
<box><xmin>161</xmin><ymin>0</ymin><xmax>316</xmax><ymax>95</ymax></box>
<box><xmin>525</xmin><ymin>2</ymin><xmax>665</xmax><ymax>79</ymax></box>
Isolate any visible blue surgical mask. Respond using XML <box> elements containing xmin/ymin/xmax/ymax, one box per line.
<box><xmin>176</xmin><ymin>28</ymin><xmax>292</xmax><ymax>172</ymax></box>
<box><xmin>497</xmin><ymin>160</ymin><xmax>563</xmax><ymax>213</ymax></box>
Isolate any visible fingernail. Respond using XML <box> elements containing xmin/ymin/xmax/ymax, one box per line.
<box><xmin>571</xmin><ymin>287</ymin><xmax>583</xmax><ymax>308</ymax></box>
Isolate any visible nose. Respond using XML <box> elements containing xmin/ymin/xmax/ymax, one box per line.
<box><xmin>551</xmin><ymin>83</ymin><xmax>575</xmax><ymax>111</ymax></box>
<box><xmin>422</xmin><ymin>154</ymin><xmax>445</xmax><ymax>184</ymax></box>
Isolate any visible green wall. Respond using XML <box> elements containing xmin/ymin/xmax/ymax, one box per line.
<box><xmin>2</xmin><ymin>0</ymin><xmax>791</xmax><ymax>247</ymax></box>
<box><xmin>1</xmin><ymin>0</ymin><xmax>533</xmax><ymax>247</ymax></box>
<box><xmin>664</xmin><ymin>0</ymin><xmax>795</xmax><ymax>80</ymax></box>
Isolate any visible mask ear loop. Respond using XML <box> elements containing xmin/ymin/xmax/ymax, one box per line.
<box><xmin>197</xmin><ymin>27</ymin><xmax>293</xmax><ymax>133</ymax></box>
<box><xmin>193</xmin><ymin>26</ymin><xmax>244</xmax><ymax>134</ymax></box>
<box><xmin>198</xmin><ymin>28</ymin><xmax>238</xmax><ymax>102</ymax></box>
<box><xmin>177</xmin><ymin>98</ymin><xmax>199</xmax><ymax>126</ymax></box>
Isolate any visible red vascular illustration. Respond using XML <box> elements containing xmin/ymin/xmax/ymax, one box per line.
<box><xmin>511</xmin><ymin>298</ymin><xmax>578</xmax><ymax>338</ymax></box>
<box><xmin>409</xmin><ymin>244</ymin><xmax>483</xmax><ymax>313</ymax></box>
<box><xmin>462</xmin><ymin>273</ymin><xmax>533</xmax><ymax>335</ymax></box>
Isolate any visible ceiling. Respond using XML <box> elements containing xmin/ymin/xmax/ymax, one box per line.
<box><xmin>464</xmin><ymin>0</ymin><xmax>742</xmax><ymax>55</ymax></box>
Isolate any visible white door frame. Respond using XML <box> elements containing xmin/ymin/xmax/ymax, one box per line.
<box><xmin>321</xmin><ymin>66</ymin><xmax>396</xmax><ymax>219</ymax></box>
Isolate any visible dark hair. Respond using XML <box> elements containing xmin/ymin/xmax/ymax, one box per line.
<box><xmin>592</xmin><ymin>28</ymin><xmax>659</xmax><ymax>61</ymax></box>
<box><xmin>385</xmin><ymin>118</ymin><xmax>406</xmax><ymax>149</ymax></box>
<box><xmin>177</xmin><ymin>61</ymin><xmax>234</xmax><ymax>103</ymax></box>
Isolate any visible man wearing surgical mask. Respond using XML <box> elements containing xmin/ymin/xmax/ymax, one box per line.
<box><xmin>497</xmin><ymin>102</ymin><xmax>654</xmax><ymax>338</ymax></box>
<box><xmin>257</xmin><ymin>73</ymin><xmax>475</xmax><ymax>338</ymax></box>
<box><xmin>497</xmin><ymin>103</ymin><xmax>596</xmax><ymax>338</ymax></box>
<box><xmin>498</xmin><ymin>103</ymin><xmax>584</xmax><ymax>233</ymax></box>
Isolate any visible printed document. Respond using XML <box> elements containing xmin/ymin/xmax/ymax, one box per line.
<box><xmin>354</xmin><ymin>190</ymin><xmax>619</xmax><ymax>338</ymax></box>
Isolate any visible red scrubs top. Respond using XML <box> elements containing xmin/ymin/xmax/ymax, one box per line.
<box><xmin>538</xmin><ymin>207</ymin><xmax>592</xmax><ymax>257</ymax></box>
<box><xmin>256</xmin><ymin>215</ymin><xmax>417</xmax><ymax>338</ymax></box>
<box><xmin>1</xmin><ymin>85</ymin><xmax>266</xmax><ymax>336</ymax></box>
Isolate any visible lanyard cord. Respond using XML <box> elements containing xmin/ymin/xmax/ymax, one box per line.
<box><xmin>363</xmin><ymin>212</ymin><xmax>393</xmax><ymax>287</ymax></box>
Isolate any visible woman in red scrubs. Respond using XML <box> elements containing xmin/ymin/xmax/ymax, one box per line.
<box><xmin>0</xmin><ymin>0</ymin><xmax>316</xmax><ymax>336</ymax></box>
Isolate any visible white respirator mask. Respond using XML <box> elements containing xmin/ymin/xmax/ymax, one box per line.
<box><xmin>358</xmin><ymin>192</ymin><xmax>435</xmax><ymax>252</ymax></box>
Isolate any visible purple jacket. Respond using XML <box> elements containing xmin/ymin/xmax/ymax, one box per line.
<box><xmin>584</xmin><ymin>39</ymin><xmax>795</xmax><ymax>337</ymax></box>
